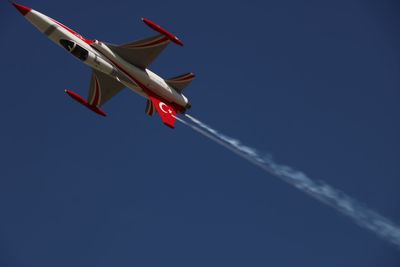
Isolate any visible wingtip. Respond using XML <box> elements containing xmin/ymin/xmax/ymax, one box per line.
<box><xmin>141</xmin><ymin>17</ymin><xmax>184</xmax><ymax>47</ymax></box>
<box><xmin>65</xmin><ymin>89</ymin><xmax>107</xmax><ymax>117</ymax></box>
<box><xmin>174</xmin><ymin>37</ymin><xmax>184</xmax><ymax>47</ymax></box>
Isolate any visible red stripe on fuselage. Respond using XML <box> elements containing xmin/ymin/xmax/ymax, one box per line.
<box><xmin>51</xmin><ymin>18</ymin><xmax>94</xmax><ymax>45</ymax></box>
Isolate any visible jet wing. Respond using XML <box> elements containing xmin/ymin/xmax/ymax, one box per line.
<box><xmin>106</xmin><ymin>35</ymin><xmax>170</xmax><ymax>69</ymax></box>
<box><xmin>148</xmin><ymin>95</ymin><xmax>177</xmax><ymax>128</ymax></box>
<box><xmin>87</xmin><ymin>69</ymin><xmax>125</xmax><ymax>107</ymax></box>
<box><xmin>106</xmin><ymin>18</ymin><xmax>184</xmax><ymax>69</ymax></box>
<box><xmin>65</xmin><ymin>69</ymin><xmax>125</xmax><ymax>116</ymax></box>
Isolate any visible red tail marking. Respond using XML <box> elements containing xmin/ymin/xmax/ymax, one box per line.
<box><xmin>149</xmin><ymin>96</ymin><xmax>177</xmax><ymax>128</ymax></box>
<box><xmin>50</xmin><ymin>19</ymin><xmax>94</xmax><ymax>45</ymax></box>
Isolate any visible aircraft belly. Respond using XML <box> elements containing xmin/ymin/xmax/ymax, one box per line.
<box><xmin>127</xmin><ymin>79</ymin><xmax>185</xmax><ymax>107</ymax></box>
<box><xmin>91</xmin><ymin>45</ymin><xmax>187</xmax><ymax>108</ymax></box>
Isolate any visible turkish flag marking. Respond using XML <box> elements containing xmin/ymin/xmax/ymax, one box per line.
<box><xmin>149</xmin><ymin>96</ymin><xmax>177</xmax><ymax>128</ymax></box>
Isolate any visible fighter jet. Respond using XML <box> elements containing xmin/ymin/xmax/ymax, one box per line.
<box><xmin>12</xmin><ymin>2</ymin><xmax>194</xmax><ymax>128</ymax></box>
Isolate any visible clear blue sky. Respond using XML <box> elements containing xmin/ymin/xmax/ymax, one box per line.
<box><xmin>1</xmin><ymin>0</ymin><xmax>400</xmax><ymax>266</ymax></box>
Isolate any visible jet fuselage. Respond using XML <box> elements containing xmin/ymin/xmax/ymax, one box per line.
<box><xmin>16</xmin><ymin>4</ymin><xmax>190</xmax><ymax>112</ymax></box>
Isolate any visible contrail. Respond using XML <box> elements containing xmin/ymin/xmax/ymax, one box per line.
<box><xmin>179</xmin><ymin>114</ymin><xmax>400</xmax><ymax>249</ymax></box>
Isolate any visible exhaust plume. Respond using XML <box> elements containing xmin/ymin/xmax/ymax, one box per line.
<box><xmin>179</xmin><ymin>114</ymin><xmax>400</xmax><ymax>249</ymax></box>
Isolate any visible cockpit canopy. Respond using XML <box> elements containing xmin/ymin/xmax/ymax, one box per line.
<box><xmin>59</xmin><ymin>39</ymin><xmax>88</xmax><ymax>61</ymax></box>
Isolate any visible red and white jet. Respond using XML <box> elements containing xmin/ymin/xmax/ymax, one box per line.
<box><xmin>13</xmin><ymin>2</ymin><xmax>194</xmax><ymax>128</ymax></box>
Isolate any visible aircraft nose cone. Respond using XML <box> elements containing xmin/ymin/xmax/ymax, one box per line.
<box><xmin>12</xmin><ymin>2</ymin><xmax>32</xmax><ymax>16</ymax></box>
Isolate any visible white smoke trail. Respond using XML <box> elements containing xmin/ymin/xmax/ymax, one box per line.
<box><xmin>180</xmin><ymin>114</ymin><xmax>400</xmax><ymax>249</ymax></box>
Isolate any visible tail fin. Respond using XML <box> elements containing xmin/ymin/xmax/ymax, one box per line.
<box><xmin>165</xmin><ymin>72</ymin><xmax>195</xmax><ymax>94</ymax></box>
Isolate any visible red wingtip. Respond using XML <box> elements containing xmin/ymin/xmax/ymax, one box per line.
<box><xmin>12</xmin><ymin>2</ymin><xmax>32</xmax><ymax>16</ymax></box>
<box><xmin>65</xmin><ymin>89</ymin><xmax>107</xmax><ymax>117</ymax></box>
<box><xmin>172</xmin><ymin>36</ymin><xmax>184</xmax><ymax>47</ymax></box>
<box><xmin>142</xmin><ymin>18</ymin><xmax>184</xmax><ymax>46</ymax></box>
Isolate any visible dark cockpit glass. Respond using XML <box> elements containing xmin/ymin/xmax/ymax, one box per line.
<box><xmin>60</xmin><ymin>39</ymin><xmax>74</xmax><ymax>51</ymax></box>
<box><xmin>59</xmin><ymin>39</ymin><xmax>89</xmax><ymax>61</ymax></box>
<box><xmin>71</xmin><ymin>45</ymin><xmax>88</xmax><ymax>61</ymax></box>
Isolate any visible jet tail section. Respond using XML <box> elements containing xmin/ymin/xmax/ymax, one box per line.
<box><xmin>145</xmin><ymin>99</ymin><xmax>156</xmax><ymax>116</ymax></box>
<box><xmin>165</xmin><ymin>72</ymin><xmax>195</xmax><ymax>94</ymax></box>
<box><xmin>148</xmin><ymin>95</ymin><xmax>177</xmax><ymax>128</ymax></box>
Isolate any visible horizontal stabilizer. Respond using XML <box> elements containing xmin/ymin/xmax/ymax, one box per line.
<box><xmin>165</xmin><ymin>72</ymin><xmax>195</xmax><ymax>93</ymax></box>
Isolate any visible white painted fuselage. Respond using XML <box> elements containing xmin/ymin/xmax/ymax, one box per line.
<box><xmin>22</xmin><ymin>8</ymin><xmax>190</xmax><ymax>110</ymax></box>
